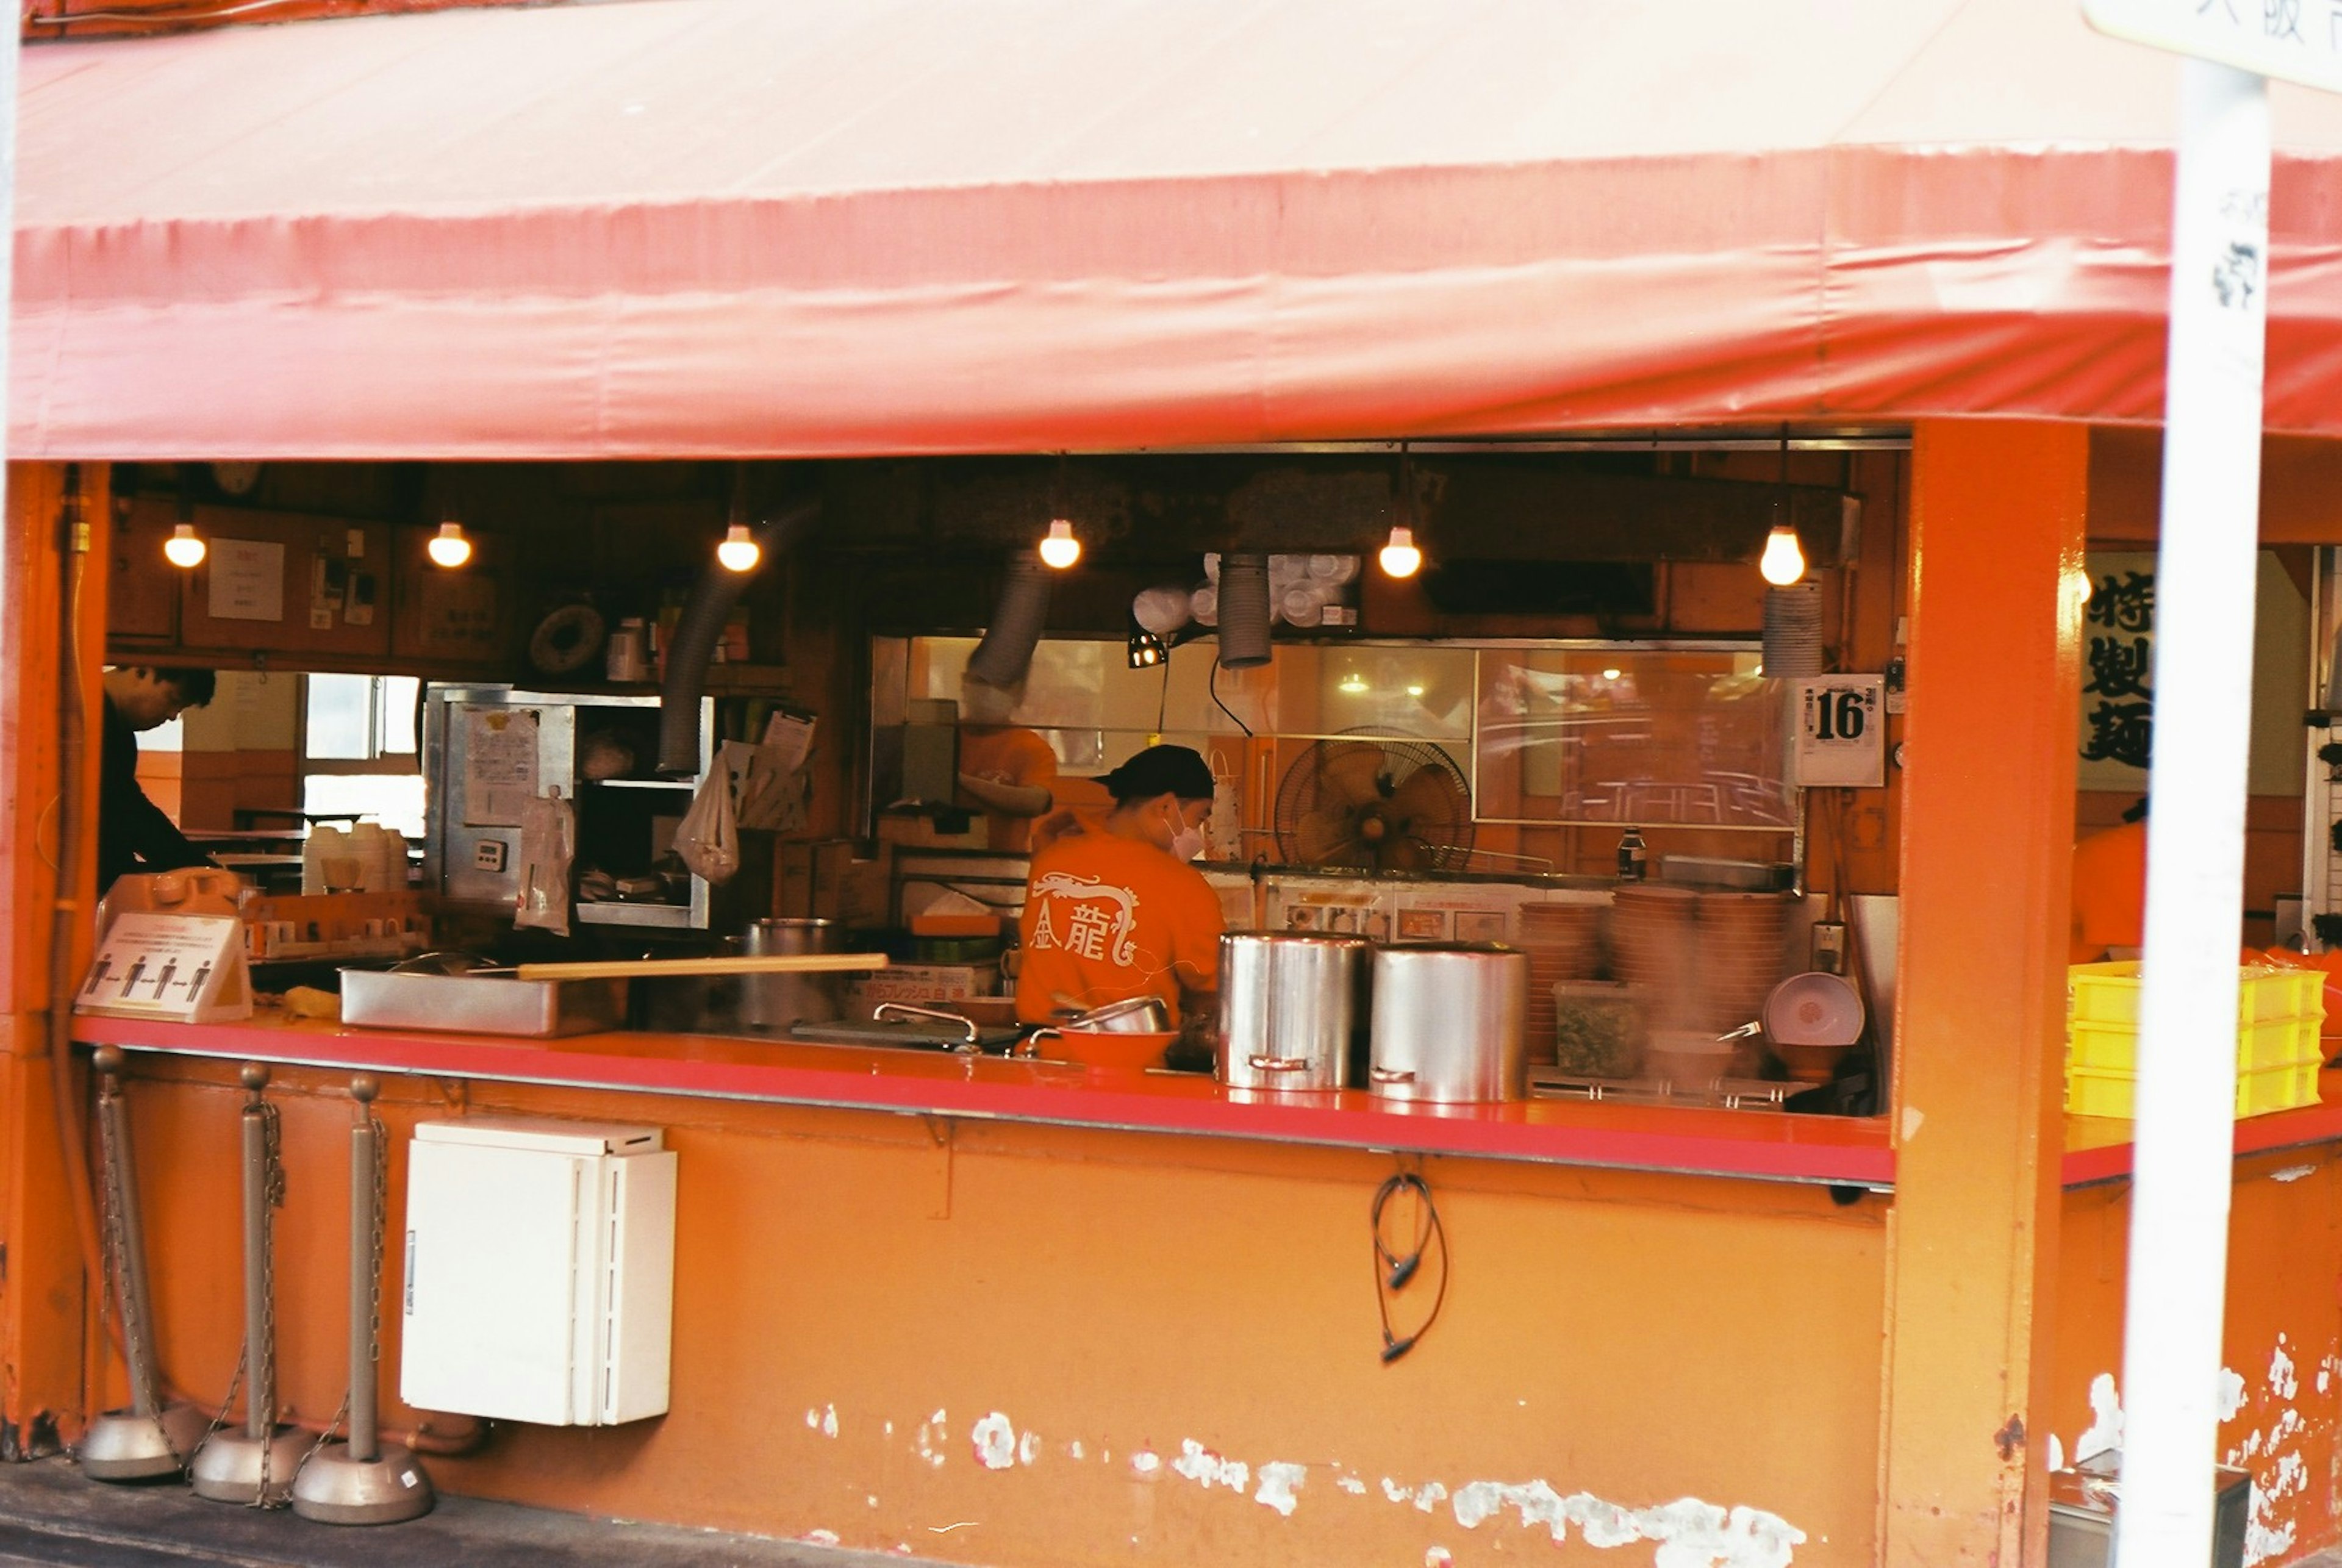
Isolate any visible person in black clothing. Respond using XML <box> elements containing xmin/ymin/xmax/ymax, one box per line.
<box><xmin>98</xmin><ymin>665</ymin><xmax>218</xmax><ymax>892</ymax></box>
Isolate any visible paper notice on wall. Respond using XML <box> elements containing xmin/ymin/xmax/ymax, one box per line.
<box><xmin>207</xmin><ymin>538</ymin><xmax>284</xmax><ymax>621</ymax></box>
<box><xmin>464</xmin><ymin>708</ymin><xmax>540</xmax><ymax>826</ymax></box>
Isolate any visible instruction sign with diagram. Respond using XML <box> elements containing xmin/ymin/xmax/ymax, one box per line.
<box><xmin>74</xmin><ymin>913</ymin><xmax>251</xmax><ymax>1025</ymax></box>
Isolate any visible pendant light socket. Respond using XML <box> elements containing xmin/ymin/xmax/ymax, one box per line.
<box><xmin>426</xmin><ymin>521</ymin><xmax>473</xmax><ymax>569</ymax></box>
<box><xmin>163</xmin><ymin>523</ymin><xmax>207</xmax><ymax>569</ymax></box>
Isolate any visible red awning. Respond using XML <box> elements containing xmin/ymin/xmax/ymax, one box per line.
<box><xmin>16</xmin><ymin>0</ymin><xmax>2342</xmax><ymax>458</ymax></box>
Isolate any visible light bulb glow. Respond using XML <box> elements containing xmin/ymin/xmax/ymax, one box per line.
<box><xmin>1759</xmin><ymin>524</ymin><xmax>1805</xmax><ymax>587</ymax></box>
<box><xmin>427</xmin><ymin>521</ymin><xmax>473</xmax><ymax>569</ymax></box>
<box><xmin>1039</xmin><ymin>519</ymin><xmax>1081</xmax><ymax>570</ymax></box>
<box><xmin>717</xmin><ymin>523</ymin><xmax>761</xmax><ymax>573</ymax></box>
<box><xmin>163</xmin><ymin>523</ymin><xmax>206</xmax><ymax>569</ymax></box>
<box><xmin>1379</xmin><ymin>525</ymin><xmax>1422</xmax><ymax>579</ymax></box>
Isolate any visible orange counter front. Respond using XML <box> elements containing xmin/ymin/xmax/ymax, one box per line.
<box><xmin>65</xmin><ymin>1007</ymin><xmax>2342</xmax><ymax>1567</ymax></box>
<box><xmin>74</xmin><ymin>1013</ymin><xmax>1893</xmax><ymax>1565</ymax></box>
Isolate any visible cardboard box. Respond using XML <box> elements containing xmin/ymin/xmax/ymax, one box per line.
<box><xmin>846</xmin><ymin>964</ymin><xmax>998</xmax><ymax>1009</ymax></box>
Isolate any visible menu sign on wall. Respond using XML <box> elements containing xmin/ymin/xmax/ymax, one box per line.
<box><xmin>2080</xmin><ymin>551</ymin><xmax>2157</xmax><ymax>789</ymax></box>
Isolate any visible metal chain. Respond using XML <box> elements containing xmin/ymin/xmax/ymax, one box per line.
<box><xmin>190</xmin><ymin>1339</ymin><xmax>244</xmax><ymax>1493</ymax></box>
<box><xmin>251</xmin><ymin>1101</ymin><xmax>286</xmax><ymax>1508</ymax></box>
<box><xmin>368</xmin><ymin>1111</ymin><xmax>387</xmax><ymax>1368</ymax></box>
<box><xmin>296</xmin><ymin>1391</ymin><xmax>348</xmax><ymax>1478</ymax></box>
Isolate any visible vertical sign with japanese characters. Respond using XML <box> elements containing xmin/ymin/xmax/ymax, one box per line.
<box><xmin>2079</xmin><ymin>550</ymin><xmax>2158</xmax><ymax>789</ymax></box>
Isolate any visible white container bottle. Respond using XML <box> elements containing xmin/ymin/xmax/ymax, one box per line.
<box><xmin>347</xmin><ymin>823</ymin><xmax>387</xmax><ymax>892</ymax></box>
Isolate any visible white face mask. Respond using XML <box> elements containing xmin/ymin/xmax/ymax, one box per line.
<box><xmin>1167</xmin><ymin>803</ymin><xmax>1207</xmax><ymax>863</ymax></box>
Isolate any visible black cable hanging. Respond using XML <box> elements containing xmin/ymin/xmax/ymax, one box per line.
<box><xmin>1370</xmin><ymin>1171</ymin><xmax>1449</xmax><ymax>1363</ymax></box>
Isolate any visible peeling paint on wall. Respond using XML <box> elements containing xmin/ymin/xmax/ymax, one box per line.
<box><xmin>1443</xmin><ymin>1481</ymin><xmax>1802</xmax><ymax>1567</ymax></box>
<box><xmin>2218</xmin><ymin>1369</ymin><xmax>2249</xmax><ymax>1423</ymax></box>
<box><xmin>1255</xmin><ymin>1462</ymin><xmax>1307</xmax><ymax>1517</ymax></box>
<box><xmin>971</xmin><ymin>1412</ymin><xmax>1018</xmax><ymax>1471</ymax></box>
<box><xmin>2269</xmin><ymin>1338</ymin><xmax>2299</xmax><ymax>1402</ymax></box>
<box><xmin>817</xmin><ymin>1402</ymin><xmax>1812</xmax><ymax>1564</ymax></box>
<box><xmin>2269</xmin><ymin>1165</ymin><xmax>2316</xmax><ymax>1183</ymax></box>
<box><xmin>1172</xmin><ymin>1439</ymin><xmax>1249</xmax><ymax>1493</ymax></box>
<box><xmin>2075</xmin><ymin>1373</ymin><xmax>2124</xmax><ymax>1461</ymax></box>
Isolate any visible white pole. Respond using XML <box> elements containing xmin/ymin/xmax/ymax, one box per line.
<box><xmin>2116</xmin><ymin>55</ymin><xmax>2269</xmax><ymax>1568</ymax></box>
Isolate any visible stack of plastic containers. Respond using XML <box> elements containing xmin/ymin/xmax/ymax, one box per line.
<box><xmin>2065</xmin><ymin>961</ymin><xmax>2326</xmax><ymax>1119</ymax></box>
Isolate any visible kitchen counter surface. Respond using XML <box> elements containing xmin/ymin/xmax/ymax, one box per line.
<box><xmin>73</xmin><ymin>1009</ymin><xmax>1899</xmax><ymax>1190</ymax></box>
<box><xmin>2061</xmin><ymin>1069</ymin><xmax>2342</xmax><ymax>1188</ymax></box>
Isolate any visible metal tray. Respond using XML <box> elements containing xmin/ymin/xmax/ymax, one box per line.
<box><xmin>340</xmin><ymin>969</ymin><xmax>628</xmax><ymax>1037</ymax></box>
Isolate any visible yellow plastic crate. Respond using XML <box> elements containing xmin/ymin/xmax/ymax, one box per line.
<box><xmin>2067</xmin><ymin>962</ymin><xmax>2326</xmax><ymax>1073</ymax></box>
<box><xmin>2065</xmin><ymin>1058</ymin><xmax>2323</xmax><ymax>1121</ymax></box>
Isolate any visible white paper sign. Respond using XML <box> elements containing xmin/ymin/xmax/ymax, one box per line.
<box><xmin>74</xmin><ymin>913</ymin><xmax>251</xmax><ymax>1023</ymax></box>
<box><xmin>1794</xmin><ymin>677</ymin><xmax>1886</xmax><ymax>789</ymax></box>
<box><xmin>2084</xmin><ymin>0</ymin><xmax>2342</xmax><ymax>93</ymax></box>
<box><xmin>464</xmin><ymin>708</ymin><xmax>541</xmax><ymax>826</ymax></box>
<box><xmin>207</xmin><ymin>538</ymin><xmax>285</xmax><ymax>622</ymax></box>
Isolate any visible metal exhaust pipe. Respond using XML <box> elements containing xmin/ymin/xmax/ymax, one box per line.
<box><xmin>77</xmin><ymin>1047</ymin><xmax>208</xmax><ymax>1481</ymax></box>
<box><xmin>291</xmin><ymin>1076</ymin><xmax>432</xmax><ymax>1525</ymax></box>
<box><xmin>191</xmin><ymin>1064</ymin><xmax>306</xmax><ymax>1504</ymax></box>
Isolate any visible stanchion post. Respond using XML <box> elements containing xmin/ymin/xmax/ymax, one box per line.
<box><xmin>76</xmin><ymin>1047</ymin><xmax>206</xmax><ymax>1481</ymax></box>
<box><xmin>289</xmin><ymin>1074</ymin><xmax>431</xmax><ymax>1525</ymax></box>
<box><xmin>192</xmin><ymin>1062</ymin><xmax>304</xmax><ymax>1505</ymax></box>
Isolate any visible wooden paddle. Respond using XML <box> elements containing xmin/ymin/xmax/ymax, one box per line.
<box><xmin>512</xmin><ymin>953</ymin><xmax>890</xmax><ymax>982</ymax></box>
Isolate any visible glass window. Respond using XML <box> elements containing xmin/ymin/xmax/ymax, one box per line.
<box><xmin>306</xmin><ymin>675</ymin><xmax>376</xmax><ymax>761</ymax></box>
<box><xmin>302</xmin><ymin>774</ymin><xmax>426</xmax><ymax>839</ymax></box>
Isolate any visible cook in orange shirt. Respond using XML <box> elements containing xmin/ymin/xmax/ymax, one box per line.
<box><xmin>1015</xmin><ymin>744</ymin><xmax>1225</xmax><ymax>1033</ymax></box>
<box><xmin>954</xmin><ymin>675</ymin><xmax>1058</xmax><ymax>852</ymax></box>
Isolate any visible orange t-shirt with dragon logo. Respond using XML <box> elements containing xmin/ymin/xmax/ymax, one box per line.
<box><xmin>1014</xmin><ymin>831</ymin><xmax>1225</xmax><ymax>1025</ymax></box>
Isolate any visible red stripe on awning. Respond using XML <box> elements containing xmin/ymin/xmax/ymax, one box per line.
<box><xmin>16</xmin><ymin>0</ymin><xmax>2342</xmax><ymax>456</ymax></box>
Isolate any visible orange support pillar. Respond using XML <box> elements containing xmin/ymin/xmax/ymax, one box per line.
<box><xmin>0</xmin><ymin>462</ymin><xmax>112</xmax><ymax>1453</ymax></box>
<box><xmin>1882</xmin><ymin>421</ymin><xmax>2086</xmax><ymax>1565</ymax></box>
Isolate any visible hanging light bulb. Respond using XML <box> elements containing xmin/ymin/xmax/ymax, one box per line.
<box><xmin>1039</xmin><ymin>518</ymin><xmax>1081</xmax><ymax>570</ymax></box>
<box><xmin>1379</xmin><ymin>525</ymin><xmax>1422</xmax><ymax>579</ymax></box>
<box><xmin>1759</xmin><ymin>524</ymin><xmax>1805</xmax><ymax>587</ymax></box>
<box><xmin>717</xmin><ymin>523</ymin><xmax>762</xmax><ymax>573</ymax></box>
<box><xmin>426</xmin><ymin>521</ymin><xmax>473</xmax><ymax>569</ymax></box>
<box><xmin>1381</xmin><ymin>440</ymin><xmax>1425</xmax><ymax>579</ymax></box>
<box><xmin>163</xmin><ymin>523</ymin><xmax>207</xmax><ymax>569</ymax></box>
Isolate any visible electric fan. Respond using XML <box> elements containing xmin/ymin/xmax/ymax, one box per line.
<box><xmin>1273</xmin><ymin>736</ymin><xmax>1474</xmax><ymax>873</ymax></box>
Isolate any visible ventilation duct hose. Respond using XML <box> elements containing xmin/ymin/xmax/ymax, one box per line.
<box><xmin>1761</xmin><ymin>582</ymin><xmax>1825</xmax><ymax>680</ymax></box>
<box><xmin>966</xmin><ymin>552</ymin><xmax>1055</xmax><ymax>688</ymax></box>
<box><xmin>656</xmin><ymin>498</ymin><xmax>822</xmax><ymax>775</ymax></box>
<box><xmin>1217</xmin><ymin>553</ymin><xmax>1273</xmax><ymax>669</ymax></box>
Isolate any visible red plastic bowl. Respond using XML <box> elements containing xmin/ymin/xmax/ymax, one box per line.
<box><xmin>1040</xmin><ymin>1028</ymin><xmax>1176</xmax><ymax>1071</ymax></box>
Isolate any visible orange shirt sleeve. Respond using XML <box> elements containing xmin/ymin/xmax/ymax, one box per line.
<box><xmin>1170</xmin><ymin>870</ymin><xmax>1227</xmax><ymax>992</ymax></box>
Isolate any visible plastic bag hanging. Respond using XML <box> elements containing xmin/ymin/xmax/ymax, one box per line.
<box><xmin>675</xmin><ymin>751</ymin><xmax>741</xmax><ymax>884</ymax></box>
<box><xmin>514</xmin><ymin>789</ymin><xmax>576</xmax><ymax>936</ymax></box>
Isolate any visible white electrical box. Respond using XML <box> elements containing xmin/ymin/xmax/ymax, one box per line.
<box><xmin>401</xmin><ymin>1117</ymin><xmax>676</xmax><ymax>1425</ymax></box>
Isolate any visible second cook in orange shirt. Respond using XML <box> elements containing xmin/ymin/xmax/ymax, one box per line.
<box><xmin>1014</xmin><ymin>745</ymin><xmax>1224</xmax><ymax>1027</ymax></box>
